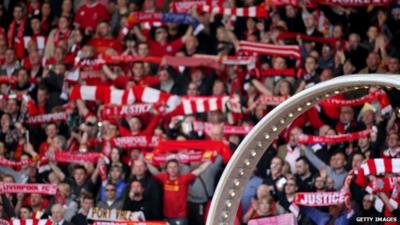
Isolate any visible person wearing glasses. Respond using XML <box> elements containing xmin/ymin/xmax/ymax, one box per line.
<box><xmin>97</xmin><ymin>183</ymin><xmax>124</xmax><ymax>210</ymax></box>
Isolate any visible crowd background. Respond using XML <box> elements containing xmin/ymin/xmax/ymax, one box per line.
<box><xmin>0</xmin><ymin>0</ymin><xmax>400</xmax><ymax>225</ymax></box>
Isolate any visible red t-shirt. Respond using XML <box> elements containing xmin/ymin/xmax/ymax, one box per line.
<box><xmin>39</xmin><ymin>141</ymin><xmax>50</xmax><ymax>157</ymax></box>
<box><xmin>74</xmin><ymin>3</ymin><xmax>110</xmax><ymax>30</ymax></box>
<box><xmin>155</xmin><ymin>172</ymin><xmax>196</xmax><ymax>218</ymax></box>
<box><xmin>88</xmin><ymin>37</ymin><xmax>123</xmax><ymax>54</ymax></box>
<box><xmin>147</xmin><ymin>38</ymin><xmax>183</xmax><ymax>57</ymax></box>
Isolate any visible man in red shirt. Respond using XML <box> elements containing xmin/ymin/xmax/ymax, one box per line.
<box><xmin>74</xmin><ymin>0</ymin><xmax>110</xmax><ymax>35</ymax></box>
<box><xmin>147</xmin><ymin>159</ymin><xmax>211</xmax><ymax>225</ymax></box>
<box><xmin>8</xmin><ymin>4</ymin><xmax>28</xmax><ymax>59</ymax></box>
<box><xmin>102</xmin><ymin>62</ymin><xmax>160</xmax><ymax>89</ymax></box>
<box><xmin>134</xmin><ymin>25</ymin><xmax>193</xmax><ymax>57</ymax></box>
<box><xmin>88</xmin><ymin>21</ymin><xmax>123</xmax><ymax>54</ymax></box>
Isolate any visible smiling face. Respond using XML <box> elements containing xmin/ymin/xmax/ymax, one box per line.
<box><xmin>166</xmin><ymin>160</ymin><xmax>179</xmax><ymax>178</ymax></box>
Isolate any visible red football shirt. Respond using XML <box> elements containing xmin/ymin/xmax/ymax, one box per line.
<box><xmin>155</xmin><ymin>172</ymin><xmax>196</xmax><ymax>218</ymax></box>
<box><xmin>147</xmin><ymin>38</ymin><xmax>183</xmax><ymax>57</ymax></box>
<box><xmin>74</xmin><ymin>3</ymin><xmax>110</xmax><ymax>30</ymax></box>
<box><xmin>113</xmin><ymin>75</ymin><xmax>160</xmax><ymax>89</ymax></box>
<box><xmin>88</xmin><ymin>37</ymin><xmax>123</xmax><ymax>54</ymax></box>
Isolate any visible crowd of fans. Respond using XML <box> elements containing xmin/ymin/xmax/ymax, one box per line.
<box><xmin>0</xmin><ymin>0</ymin><xmax>400</xmax><ymax>225</ymax></box>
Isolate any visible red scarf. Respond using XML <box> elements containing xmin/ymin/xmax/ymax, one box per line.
<box><xmin>53</xmin><ymin>28</ymin><xmax>71</xmax><ymax>47</ymax></box>
<box><xmin>7</xmin><ymin>19</ymin><xmax>25</xmax><ymax>47</ymax></box>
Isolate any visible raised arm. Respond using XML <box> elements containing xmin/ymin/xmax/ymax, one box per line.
<box><xmin>302</xmin><ymin>145</ymin><xmax>328</xmax><ymax>171</ymax></box>
<box><xmin>251</xmin><ymin>79</ymin><xmax>273</xmax><ymax>96</ymax></box>
<box><xmin>182</xmin><ymin>26</ymin><xmax>194</xmax><ymax>43</ymax></box>
<box><xmin>192</xmin><ymin>160</ymin><xmax>212</xmax><ymax>176</ymax></box>
<box><xmin>146</xmin><ymin>162</ymin><xmax>160</xmax><ymax>176</ymax></box>
<box><xmin>102</xmin><ymin>64</ymin><xmax>117</xmax><ymax>80</ymax></box>
<box><xmin>377</xmin><ymin>192</ymin><xmax>396</xmax><ymax>212</ymax></box>
<box><xmin>133</xmin><ymin>26</ymin><xmax>147</xmax><ymax>42</ymax></box>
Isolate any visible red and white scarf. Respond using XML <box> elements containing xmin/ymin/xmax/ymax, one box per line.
<box><xmin>100</xmin><ymin>104</ymin><xmax>153</xmax><ymax>119</ymax></box>
<box><xmin>254</xmin><ymin>68</ymin><xmax>297</xmax><ymax>77</ymax></box>
<box><xmin>0</xmin><ymin>156</ymin><xmax>31</xmax><ymax>168</ymax></box>
<box><xmin>294</xmin><ymin>173</ymin><xmax>353</xmax><ymax>208</ymax></box>
<box><xmin>26</xmin><ymin>112</ymin><xmax>68</xmax><ymax>124</ymax></box>
<box><xmin>93</xmin><ymin>222</ymin><xmax>167</xmax><ymax>225</ymax></box>
<box><xmin>321</xmin><ymin>90</ymin><xmax>391</xmax><ymax>114</ymax></box>
<box><xmin>145</xmin><ymin>150</ymin><xmax>216</xmax><ymax>165</ymax></box>
<box><xmin>155</xmin><ymin>140</ymin><xmax>231</xmax><ymax>163</ymax></box>
<box><xmin>321</xmin><ymin>90</ymin><xmax>385</xmax><ymax>107</ymax></box>
<box><xmin>7</xmin><ymin>20</ymin><xmax>25</xmax><ymax>47</ymax></box>
<box><xmin>278</xmin><ymin>32</ymin><xmax>337</xmax><ymax>45</ymax></box>
<box><xmin>51</xmin><ymin>152</ymin><xmax>103</xmax><ymax>164</ymax></box>
<box><xmin>170</xmin><ymin>0</ymin><xmax>222</xmax><ymax>13</ymax></box>
<box><xmin>180</xmin><ymin>96</ymin><xmax>241</xmax><ymax>115</ymax></box>
<box><xmin>318</xmin><ymin>0</ymin><xmax>390</xmax><ymax>6</ymax></box>
<box><xmin>53</xmin><ymin>28</ymin><xmax>72</xmax><ymax>47</ymax></box>
<box><xmin>265</xmin><ymin>0</ymin><xmax>316</xmax><ymax>7</ymax></box>
<box><xmin>113</xmin><ymin>136</ymin><xmax>160</xmax><ymax>149</ymax></box>
<box><xmin>198</xmin><ymin>4</ymin><xmax>268</xmax><ymax>18</ymax></box>
<box><xmin>2</xmin><ymin>219</ymin><xmax>53</xmax><ymax>225</ymax></box>
<box><xmin>70</xmin><ymin>85</ymin><xmax>181</xmax><ymax>113</ymax></box>
<box><xmin>298</xmin><ymin>129</ymin><xmax>371</xmax><ymax>144</ymax></box>
<box><xmin>192</xmin><ymin>121</ymin><xmax>253</xmax><ymax>135</ymax></box>
<box><xmin>369</xmin><ymin>177</ymin><xmax>400</xmax><ymax>193</ymax></box>
<box><xmin>355</xmin><ymin>159</ymin><xmax>400</xmax><ymax>188</ymax></box>
<box><xmin>294</xmin><ymin>191</ymin><xmax>347</xmax><ymax>206</ymax></box>
<box><xmin>256</xmin><ymin>95</ymin><xmax>288</xmax><ymax>106</ymax></box>
<box><xmin>0</xmin><ymin>182</ymin><xmax>57</xmax><ymax>195</ymax></box>
<box><xmin>238</xmin><ymin>41</ymin><xmax>301</xmax><ymax>60</ymax></box>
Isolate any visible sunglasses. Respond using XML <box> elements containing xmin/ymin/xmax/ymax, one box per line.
<box><xmin>106</xmin><ymin>189</ymin><xmax>116</xmax><ymax>192</ymax></box>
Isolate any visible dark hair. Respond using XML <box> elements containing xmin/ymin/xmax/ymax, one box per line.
<box><xmin>20</xmin><ymin>205</ymin><xmax>33</xmax><ymax>212</ymax></box>
<box><xmin>82</xmin><ymin>192</ymin><xmax>94</xmax><ymax>201</ymax></box>
<box><xmin>166</xmin><ymin>159</ymin><xmax>179</xmax><ymax>167</ymax></box>
<box><xmin>74</xmin><ymin>165</ymin><xmax>87</xmax><ymax>173</ymax></box>
<box><xmin>296</xmin><ymin>156</ymin><xmax>310</xmax><ymax>165</ymax></box>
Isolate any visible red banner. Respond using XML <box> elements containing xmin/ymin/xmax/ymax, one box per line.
<box><xmin>100</xmin><ymin>104</ymin><xmax>153</xmax><ymax>119</ymax></box>
<box><xmin>0</xmin><ymin>183</ymin><xmax>58</xmax><ymax>195</ymax></box>
<box><xmin>113</xmin><ymin>136</ymin><xmax>160</xmax><ymax>149</ymax></box>
<box><xmin>294</xmin><ymin>191</ymin><xmax>346</xmax><ymax>206</ymax></box>
<box><xmin>26</xmin><ymin>112</ymin><xmax>68</xmax><ymax>124</ymax></box>
<box><xmin>298</xmin><ymin>129</ymin><xmax>371</xmax><ymax>144</ymax></box>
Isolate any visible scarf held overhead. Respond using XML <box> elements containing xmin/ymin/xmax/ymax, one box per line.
<box><xmin>298</xmin><ymin>129</ymin><xmax>371</xmax><ymax>144</ymax></box>
<box><xmin>294</xmin><ymin>191</ymin><xmax>346</xmax><ymax>206</ymax></box>
<box><xmin>0</xmin><ymin>183</ymin><xmax>57</xmax><ymax>195</ymax></box>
